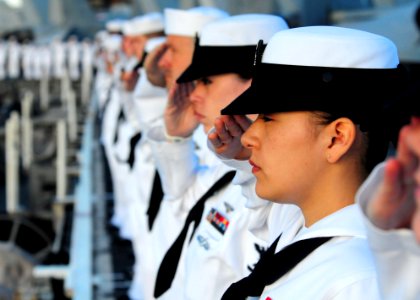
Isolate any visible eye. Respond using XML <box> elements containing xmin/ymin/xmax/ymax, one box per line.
<box><xmin>199</xmin><ymin>77</ymin><xmax>212</xmax><ymax>85</ymax></box>
<box><xmin>260</xmin><ymin>114</ymin><xmax>273</xmax><ymax>122</ymax></box>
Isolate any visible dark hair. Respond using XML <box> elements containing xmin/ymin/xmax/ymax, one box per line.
<box><xmin>237</xmin><ymin>71</ymin><xmax>253</xmax><ymax>81</ymax></box>
<box><xmin>312</xmin><ymin>111</ymin><xmax>391</xmax><ymax>176</ymax></box>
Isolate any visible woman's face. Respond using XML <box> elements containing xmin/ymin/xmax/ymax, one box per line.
<box><xmin>189</xmin><ymin>73</ymin><xmax>251</xmax><ymax>133</ymax></box>
<box><xmin>241</xmin><ymin>111</ymin><xmax>325</xmax><ymax>205</ymax></box>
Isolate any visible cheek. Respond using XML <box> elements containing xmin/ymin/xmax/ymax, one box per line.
<box><xmin>256</xmin><ymin>133</ymin><xmax>307</xmax><ymax>199</ymax></box>
<box><xmin>171</xmin><ymin>55</ymin><xmax>189</xmax><ymax>78</ymax></box>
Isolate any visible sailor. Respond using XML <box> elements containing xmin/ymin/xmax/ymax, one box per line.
<box><xmin>356</xmin><ymin>86</ymin><xmax>420</xmax><ymax>300</ymax></box>
<box><xmin>50</xmin><ymin>37</ymin><xmax>66</xmax><ymax>80</ymax></box>
<box><xmin>218</xmin><ymin>25</ymin><xmax>406</xmax><ymax>299</ymax></box>
<box><xmin>98</xmin><ymin>33</ymin><xmax>124</xmax><ymax>134</ymax></box>
<box><xmin>67</xmin><ymin>35</ymin><xmax>81</xmax><ymax>81</ymax></box>
<box><xmin>111</xmin><ymin>12</ymin><xmax>165</xmax><ymax>240</ymax></box>
<box><xmin>92</xmin><ymin>30</ymin><xmax>114</xmax><ymax>113</ymax></box>
<box><xmin>6</xmin><ymin>36</ymin><xmax>21</xmax><ymax>80</ymax></box>
<box><xmin>0</xmin><ymin>40</ymin><xmax>6</xmax><ymax>80</ymax></box>
<box><xmin>81</xmin><ymin>37</ymin><xmax>95</xmax><ymax>104</ymax></box>
<box><xmin>140</xmin><ymin>6</ymin><xmax>229</xmax><ymax>300</ymax></box>
<box><xmin>119</xmin><ymin>12</ymin><xmax>165</xmax><ymax>127</ymax></box>
<box><xmin>153</xmin><ymin>14</ymin><xmax>302</xmax><ymax>300</ymax></box>
<box><xmin>39</xmin><ymin>44</ymin><xmax>52</xmax><ymax>80</ymax></box>
<box><xmin>21</xmin><ymin>40</ymin><xmax>34</xmax><ymax>80</ymax></box>
<box><xmin>99</xmin><ymin>28</ymin><xmax>128</xmax><ymax>231</ymax></box>
<box><xmin>124</xmin><ymin>36</ymin><xmax>168</xmax><ymax>300</ymax></box>
<box><xmin>99</xmin><ymin>18</ymin><xmax>127</xmax><ymax>148</ymax></box>
<box><xmin>32</xmin><ymin>44</ymin><xmax>43</xmax><ymax>81</ymax></box>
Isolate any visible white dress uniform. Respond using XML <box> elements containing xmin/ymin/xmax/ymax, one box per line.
<box><xmin>0</xmin><ymin>42</ymin><xmax>6</xmax><ymax>80</ymax></box>
<box><xmin>7</xmin><ymin>38</ymin><xmax>21</xmax><ymax>79</ymax></box>
<box><xmin>94</xmin><ymin>68</ymin><xmax>113</xmax><ymax>114</ymax></box>
<box><xmin>51</xmin><ymin>39</ymin><xmax>66</xmax><ymax>79</ymax></box>
<box><xmin>147</xmin><ymin>127</ymin><xmax>237</xmax><ymax>300</ymax></box>
<box><xmin>175</xmin><ymin>136</ymin><xmax>304</xmax><ymax>300</ymax></box>
<box><xmin>81</xmin><ymin>40</ymin><xmax>95</xmax><ymax>78</ymax></box>
<box><xmin>356</xmin><ymin>162</ymin><xmax>420</xmax><ymax>300</ymax></box>
<box><xmin>106</xmin><ymin>39</ymin><xmax>142</xmax><ymax>238</ymax></box>
<box><xmin>32</xmin><ymin>45</ymin><xmax>43</xmax><ymax>80</ymax></box>
<box><xmin>104</xmin><ymin>89</ymin><xmax>132</xmax><ymax>231</ymax></box>
<box><xmin>40</xmin><ymin>45</ymin><xmax>52</xmax><ymax>79</ymax></box>
<box><xmin>126</xmin><ymin>84</ymin><xmax>167</xmax><ymax>300</ymax></box>
<box><xmin>21</xmin><ymin>43</ymin><xmax>34</xmax><ymax>80</ymax></box>
<box><xmin>99</xmin><ymin>33</ymin><xmax>134</xmax><ymax>231</ymax></box>
<box><xmin>149</xmin><ymin>136</ymin><xmax>296</xmax><ymax>300</ymax></box>
<box><xmin>81</xmin><ymin>40</ymin><xmax>95</xmax><ymax>102</ymax></box>
<box><xmin>100</xmin><ymin>77</ymin><xmax>125</xmax><ymax>229</ymax></box>
<box><xmin>112</xmin><ymin>92</ymin><xmax>140</xmax><ymax>239</ymax></box>
<box><xmin>258</xmin><ymin>205</ymin><xmax>381</xmax><ymax>300</ymax></box>
<box><xmin>95</xmin><ymin>34</ymin><xmax>121</xmax><ymax>113</ymax></box>
<box><xmin>67</xmin><ymin>38</ymin><xmax>81</xmax><ymax>81</ymax></box>
<box><xmin>181</xmin><ymin>161</ymin><xmax>304</xmax><ymax>300</ymax></box>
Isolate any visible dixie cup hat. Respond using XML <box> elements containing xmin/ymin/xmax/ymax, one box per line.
<box><xmin>221</xmin><ymin>25</ymin><xmax>407</xmax><ymax>125</ymax></box>
<box><xmin>122</xmin><ymin>12</ymin><xmax>164</xmax><ymax>37</ymax></box>
<box><xmin>177</xmin><ymin>14</ymin><xmax>289</xmax><ymax>83</ymax></box>
<box><xmin>164</xmin><ymin>6</ymin><xmax>229</xmax><ymax>37</ymax></box>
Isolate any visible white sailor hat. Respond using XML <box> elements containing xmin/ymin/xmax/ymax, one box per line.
<box><xmin>177</xmin><ymin>14</ymin><xmax>289</xmax><ymax>83</ymax></box>
<box><xmin>105</xmin><ymin>19</ymin><xmax>126</xmax><ymax>34</ymax></box>
<box><xmin>164</xmin><ymin>6</ymin><xmax>229</xmax><ymax>37</ymax></box>
<box><xmin>122</xmin><ymin>12</ymin><xmax>164</xmax><ymax>37</ymax></box>
<box><xmin>145</xmin><ymin>36</ymin><xmax>166</xmax><ymax>53</ymax></box>
<box><xmin>95</xmin><ymin>30</ymin><xmax>108</xmax><ymax>44</ymax></box>
<box><xmin>103</xmin><ymin>34</ymin><xmax>122</xmax><ymax>52</ymax></box>
<box><xmin>222</xmin><ymin>25</ymin><xmax>407</xmax><ymax>125</ymax></box>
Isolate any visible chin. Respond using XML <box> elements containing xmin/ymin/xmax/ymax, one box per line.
<box><xmin>255</xmin><ymin>186</ymin><xmax>278</xmax><ymax>202</ymax></box>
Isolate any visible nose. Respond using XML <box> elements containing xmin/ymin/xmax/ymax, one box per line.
<box><xmin>158</xmin><ymin>49</ymin><xmax>171</xmax><ymax>71</ymax></box>
<box><xmin>189</xmin><ymin>82</ymin><xmax>204</xmax><ymax>103</ymax></box>
<box><xmin>241</xmin><ymin>119</ymin><xmax>259</xmax><ymax>150</ymax></box>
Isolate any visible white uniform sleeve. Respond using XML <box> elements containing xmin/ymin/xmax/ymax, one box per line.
<box><xmin>147</xmin><ymin>125</ymin><xmax>198</xmax><ymax>200</ymax></box>
<box><xmin>356</xmin><ymin>162</ymin><xmax>420</xmax><ymax>300</ymax></box>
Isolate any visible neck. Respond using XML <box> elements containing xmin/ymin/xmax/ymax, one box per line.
<box><xmin>300</xmin><ymin>163</ymin><xmax>364</xmax><ymax>227</ymax></box>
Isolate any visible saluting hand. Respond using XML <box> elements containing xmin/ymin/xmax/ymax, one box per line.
<box><xmin>144</xmin><ymin>42</ymin><xmax>167</xmax><ymax>88</ymax></box>
<box><xmin>367</xmin><ymin>117</ymin><xmax>420</xmax><ymax>243</ymax></box>
<box><xmin>121</xmin><ymin>70</ymin><xmax>140</xmax><ymax>91</ymax></box>
<box><xmin>164</xmin><ymin>82</ymin><xmax>198</xmax><ymax>138</ymax></box>
<box><xmin>208</xmin><ymin>115</ymin><xmax>252</xmax><ymax>160</ymax></box>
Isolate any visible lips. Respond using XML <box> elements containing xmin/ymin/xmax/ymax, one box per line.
<box><xmin>193</xmin><ymin>110</ymin><xmax>205</xmax><ymax>120</ymax></box>
<box><xmin>249</xmin><ymin>160</ymin><xmax>261</xmax><ymax>174</ymax></box>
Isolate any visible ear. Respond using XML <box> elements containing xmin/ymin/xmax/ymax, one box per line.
<box><xmin>324</xmin><ymin>118</ymin><xmax>357</xmax><ymax>163</ymax></box>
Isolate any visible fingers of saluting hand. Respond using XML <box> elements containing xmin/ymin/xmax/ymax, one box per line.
<box><xmin>396</xmin><ymin>124</ymin><xmax>418</xmax><ymax>178</ymax></box>
<box><xmin>208</xmin><ymin>128</ymin><xmax>223</xmax><ymax>148</ymax></box>
<box><xmin>172</xmin><ymin>82</ymin><xmax>193</xmax><ymax>108</ymax></box>
<box><xmin>214</xmin><ymin>117</ymin><xmax>233</xmax><ymax>144</ymax></box>
<box><xmin>233</xmin><ymin>115</ymin><xmax>253</xmax><ymax>132</ymax></box>
<box><xmin>366</xmin><ymin>158</ymin><xmax>410</xmax><ymax>230</ymax></box>
<box><xmin>219</xmin><ymin>115</ymin><xmax>243</xmax><ymax>137</ymax></box>
<box><xmin>413</xmin><ymin>189</ymin><xmax>420</xmax><ymax>243</ymax></box>
<box><xmin>398</xmin><ymin>119</ymin><xmax>420</xmax><ymax>189</ymax></box>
